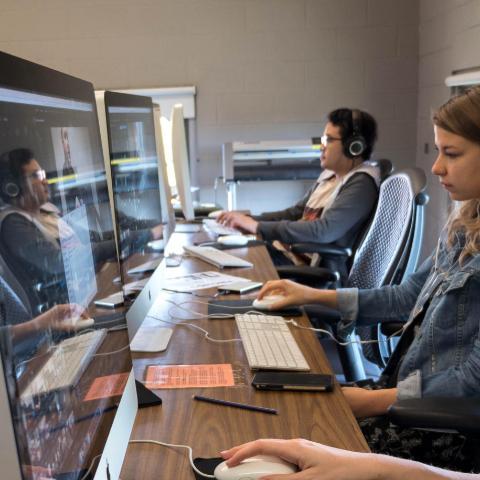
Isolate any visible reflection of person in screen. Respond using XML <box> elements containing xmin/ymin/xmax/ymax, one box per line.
<box><xmin>0</xmin><ymin>275</ymin><xmax>85</xmax><ymax>480</ymax></box>
<box><xmin>117</xmin><ymin>211</ymin><xmax>163</xmax><ymax>256</ymax></box>
<box><xmin>0</xmin><ymin>275</ymin><xmax>86</xmax><ymax>352</ymax></box>
<box><xmin>0</xmin><ymin>148</ymin><xmax>114</xmax><ymax>313</ymax></box>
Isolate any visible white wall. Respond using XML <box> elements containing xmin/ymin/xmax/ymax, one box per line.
<box><xmin>0</xmin><ymin>0</ymin><xmax>419</xmax><ymax>212</ymax></box>
<box><xmin>416</xmin><ymin>0</ymin><xmax>480</xmax><ymax>258</ymax></box>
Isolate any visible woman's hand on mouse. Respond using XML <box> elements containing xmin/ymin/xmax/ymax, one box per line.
<box><xmin>221</xmin><ymin>438</ymin><xmax>466</xmax><ymax>480</ymax></box>
<box><xmin>221</xmin><ymin>438</ymin><xmax>383</xmax><ymax>480</ymax></box>
<box><xmin>257</xmin><ymin>280</ymin><xmax>338</xmax><ymax>310</ymax></box>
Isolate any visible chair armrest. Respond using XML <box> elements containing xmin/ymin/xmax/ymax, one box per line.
<box><xmin>388</xmin><ymin>397</ymin><xmax>480</xmax><ymax>435</ymax></box>
<box><xmin>276</xmin><ymin>265</ymin><xmax>339</xmax><ymax>283</ymax></box>
<box><xmin>289</xmin><ymin>243</ymin><xmax>352</xmax><ymax>257</ymax></box>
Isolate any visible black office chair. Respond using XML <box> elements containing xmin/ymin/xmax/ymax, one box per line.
<box><xmin>304</xmin><ymin>167</ymin><xmax>429</xmax><ymax>381</ymax></box>
<box><xmin>0</xmin><ymin>252</ymin><xmax>32</xmax><ymax>317</ymax></box>
<box><xmin>388</xmin><ymin>397</ymin><xmax>480</xmax><ymax>470</ymax></box>
<box><xmin>276</xmin><ymin>158</ymin><xmax>394</xmax><ymax>288</ymax></box>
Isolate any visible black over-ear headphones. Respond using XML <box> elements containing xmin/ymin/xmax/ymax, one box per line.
<box><xmin>0</xmin><ymin>153</ymin><xmax>21</xmax><ymax>200</ymax></box>
<box><xmin>343</xmin><ymin>109</ymin><xmax>367</xmax><ymax>158</ymax></box>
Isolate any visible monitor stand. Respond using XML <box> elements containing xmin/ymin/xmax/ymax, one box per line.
<box><xmin>135</xmin><ymin>380</ymin><xmax>162</xmax><ymax>408</ymax></box>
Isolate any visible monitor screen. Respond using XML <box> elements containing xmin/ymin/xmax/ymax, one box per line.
<box><xmin>103</xmin><ymin>91</ymin><xmax>166</xmax><ymax>302</ymax></box>
<box><xmin>0</xmin><ymin>51</ymin><xmax>133</xmax><ymax>479</ymax></box>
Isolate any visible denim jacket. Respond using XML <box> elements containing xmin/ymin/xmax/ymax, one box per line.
<box><xmin>337</xmin><ymin>235</ymin><xmax>480</xmax><ymax>400</ymax></box>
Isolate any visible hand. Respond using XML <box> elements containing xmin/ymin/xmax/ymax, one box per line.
<box><xmin>150</xmin><ymin>224</ymin><xmax>164</xmax><ymax>240</ymax></box>
<box><xmin>221</xmin><ymin>438</ymin><xmax>382</xmax><ymax>480</ymax></box>
<box><xmin>341</xmin><ymin>386</ymin><xmax>397</xmax><ymax>419</ymax></box>
<box><xmin>256</xmin><ymin>279</ymin><xmax>330</xmax><ymax>309</ymax></box>
<box><xmin>33</xmin><ymin>304</ymin><xmax>89</xmax><ymax>332</ymax></box>
<box><xmin>218</xmin><ymin>212</ymin><xmax>258</xmax><ymax>233</ymax></box>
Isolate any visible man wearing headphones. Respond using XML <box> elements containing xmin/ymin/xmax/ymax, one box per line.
<box><xmin>218</xmin><ymin>108</ymin><xmax>380</xmax><ymax>282</ymax></box>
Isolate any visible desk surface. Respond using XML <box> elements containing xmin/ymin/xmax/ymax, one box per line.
<box><xmin>120</xmin><ymin>232</ymin><xmax>368</xmax><ymax>479</ymax></box>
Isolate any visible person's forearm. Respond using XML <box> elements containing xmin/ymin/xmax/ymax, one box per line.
<box><xmin>375</xmin><ymin>453</ymin><xmax>478</xmax><ymax>480</ymax></box>
<box><xmin>308</xmin><ymin>289</ymin><xmax>338</xmax><ymax>309</ymax></box>
<box><xmin>371</xmin><ymin>388</ymin><xmax>398</xmax><ymax>417</ymax></box>
<box><xmin>11</xmin><ymin>321</ymin><xmax>35</xmax><ymax>341</ymax></box>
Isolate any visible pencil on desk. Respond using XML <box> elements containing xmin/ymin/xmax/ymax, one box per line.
<box><xmin>193</xmin><ymin>394</ymin><xmax>278</xmax><ymax>415</ymax></box>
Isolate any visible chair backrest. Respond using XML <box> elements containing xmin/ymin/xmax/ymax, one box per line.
<box><xmin>373</xmin><ymin>158</ymin><xmax>394</xmax><ymax>182</ymax></box>
<box><xmin>346</xmin><ymin>168</ymin><xmax>428</xmax><ymax>371</ymax></box>
<box><xmin>0</xmin><ymin>254</ymin><xmax>32</xmax><ymax>317</ymax></box>
<box><xmin>0</xmin><ymin>207</ymin><xmax>33</xmax><ymax>316</ymax></box>
<box><xmin>347</xmin><ymin>168</ymin><xmax>427</xmax><ymax>290</ymax></box>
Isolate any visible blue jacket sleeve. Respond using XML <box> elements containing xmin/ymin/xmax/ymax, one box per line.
<box><xmin>336</xmin><ymin>256</ymin><xmax>433</xmax><ymax>337</ymax></box>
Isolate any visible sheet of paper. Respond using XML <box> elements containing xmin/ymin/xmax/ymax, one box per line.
<box><xmin>165</xmin><ymin>270</ymin><xmax>248</xmax><ymax>291</ymax></box>
<box><xmin>144</xmin><ymin>364</ymin><xmax>235</xmax><ymax>389</ymax></box>
<box><xmin>84</xmin><ymin>372</ymin><xmax>130</xmax><ymax>401</ymax></box>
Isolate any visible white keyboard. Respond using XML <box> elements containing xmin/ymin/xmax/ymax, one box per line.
<box><xmin>183</xmin><ymin>245</ymin><xmax>253</xmax><ymax>268</ymax></box>
<box><xmin>127</xmin><ymin>257</ymin><xmax>162</xmax><ymax>275</ymax></box>
<box><xmin>235</xmin><ymin>313</ymin><xmax>310</xmax><ymax>371</ymax></box>
<box><xmin>203</xmin><ymin>219</ymin><xmax>241</xmax><ymax>236</ymax></box>
<box><xmin>21</xmin><ymin>329</ymin><xmax>107</xmax><ymax>399</ymax></box>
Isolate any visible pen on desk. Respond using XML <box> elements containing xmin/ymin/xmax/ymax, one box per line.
<box><xmin>193</xmin><ymin>394</ymin><xmax>278</xmax><ymax>415</ymax></box>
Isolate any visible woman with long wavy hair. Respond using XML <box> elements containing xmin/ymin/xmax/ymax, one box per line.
<box><xmin>251</xmin><ymin>86</ymin><xmax>480</xmax><ymax>472</ymax></box>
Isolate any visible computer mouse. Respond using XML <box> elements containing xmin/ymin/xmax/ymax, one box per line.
<box><xmin>208</xmin><ymin>209</ymin><xmax>224</xmax><ymax>219</ymax></box>
<box><xmin>217</xmin><ymin>235</ymin><xmax>249</xmax><ymax>246</ymax></box>
<box><xmin>214</xmin><ymin>455</ymin><xmax>297</xmax><ymax>480</ymax></box>
<box><xmin>252</xmin><ymin>295</ymin><xmax>285</xmax><ymax>310</ymax></box>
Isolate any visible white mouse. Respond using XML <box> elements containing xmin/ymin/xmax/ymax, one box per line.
<box><xmin>252</xmin><ymin>295</ymin><xmax>285</xmax><ymax>310</ymax></box>
<box><xmin>217</xmin><ymin>235</ymin><xmax>249</xmax><ymax>246</ymax></box>
<box><xmin>208</xmin><ymin>209</ymin><xmax>224</xmax><ymax>219</ymax></box>
<box><xmin>214</xmin><ymin>455</ymin><xmax>297</xmax><ymax>480</ymax></box>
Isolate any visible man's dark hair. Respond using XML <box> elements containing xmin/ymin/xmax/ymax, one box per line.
<box><xmin>0</xmin><ymin>148</ymin><xmax>35</xmax><ymax>179</ymax></box>
<box><xmin>328</xmin><ymin>108</ymin><xmax>377</xmax><ymax>160</ymax></box>
<box><xmin>0</xmin><ymin>148</ymin><xmax>35</xmax><ymax>201</ymax></box>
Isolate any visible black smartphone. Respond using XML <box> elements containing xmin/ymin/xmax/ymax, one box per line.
<box><xmin>251</xmin><ymin>372</ymin><xmax>334</xmax><ymax>392</ymax></box>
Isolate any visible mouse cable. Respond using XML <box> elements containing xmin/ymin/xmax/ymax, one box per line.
<box><xmin>79</xmin><ymin>453</ymin><xmax>102</xmax><ymax>480</ymax></box>
<box><xmin>162</xmin><ymin>297</ymin><xmax>266</xmax><ymax>320</ymax></box>
<box><xmin>128</xmin><ymin>439</ymin><xmax>216</xmax><ymax>478</ymax></box>
<box><xmin>163</xmin><ymin>298</ymin><xmax>234</xmax><ymax>320</ymax></box>
<box><xmin>147</xmin><ymin>313</ymin><xmax>242</xmax><ymax>343</ymax></box>
<box><xmin>161</xmin><ymin>287</ymin><xmax>220</xmax><ymax>299</ymax></box>
<box><xmin>285</xmin><ymin>319</ymin><xmax>405</xmax><ymax>346</ymax></box>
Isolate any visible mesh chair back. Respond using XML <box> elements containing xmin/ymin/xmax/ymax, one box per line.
<box><xmin>346</xmin><ymin>168</ymin><xmax>427</xmax><ymax>369</ymax></box>
<box><xmin>347</xmin><ymin>168</ymin><xmax>426</xmax><ymax>290</ymax></box>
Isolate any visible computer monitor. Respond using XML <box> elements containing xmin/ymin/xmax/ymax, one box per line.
<box><xmin>0</xmin><ymin>51</ymin><xmax>136</xmax><ymax>480</ymax></box>
<box><xmin>170</xmin><ymin>104</ymin><xmax>195</xmax><ymax>221</ymax></box>
<box><xmin>96</xmin><ymin>91</ymin><xmax>171</xmax><ymax>304</ymax></box>
<box><xmin>152</xmin><ymin>103</ymin><xmax>176</xmax><ymax>231</ymax></box>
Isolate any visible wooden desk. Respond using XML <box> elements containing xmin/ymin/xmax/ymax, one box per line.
<box><xmin>121</xmin><ymin>232</ymin><xmax>368</xmax><ymax>478</ymax></box>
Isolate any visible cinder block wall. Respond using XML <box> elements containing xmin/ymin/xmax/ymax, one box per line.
<box><xmin>0</xmin><ymin>0</ymin><xmax>419</xmax><ymax>213</ymax></box>
<box><xmin>416</xmin><ymin>0</ymin><xmax>480</xmax><ymax>259</ymax></box>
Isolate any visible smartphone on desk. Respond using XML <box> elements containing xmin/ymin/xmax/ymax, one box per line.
<box><xmin>252</xmin><ymin>372</ymin><xmax>334</xmax><ymax>392</ymax></box>
<box><xmin>217</xmin><ymin>280</ymin><xmax>262</xmax><ymax>294</ymax></box>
